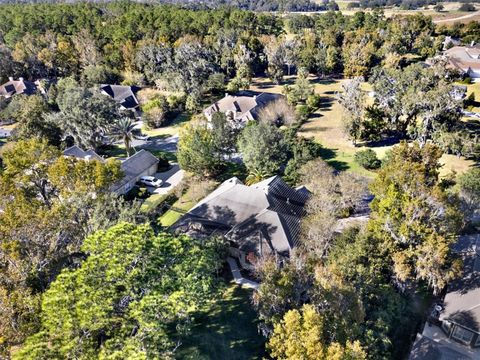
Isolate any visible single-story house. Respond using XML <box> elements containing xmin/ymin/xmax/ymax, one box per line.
<box><xmin>63</xmin><ymin>146</ymin><xmax>159</xmax><ymax>195</ymax></box>
<box><xmin>444</xmin><ymin>45</ymin><xmax>480</xmax><ymax>81</ymax></box>
<box><xmin>100</xmin><ymin>84</ymin><xmax>140</xmax><ymax>111</ymax></box>
<box><xmin>110</xmin><ymin>149</ymin><xmax>159</xmax><ymax>195</ymax></box>
<box><xmin>0</xmin><ymin>77</ymin><xmax>37</xmax><ymax>98</ymax></box>
<box><xmin>409</xmin><ymin>334</ymin><xmax>472</xmax><ymax>360</ymax></box>
<box><xmin>172</xmin><ymin>176</ymin><xmax>310</xmax><ymax>269</ymax></box>
<box><xmin>203</xmin><ymin>91</ymin><xmax>284</xmax><ymax>127</ymax></box>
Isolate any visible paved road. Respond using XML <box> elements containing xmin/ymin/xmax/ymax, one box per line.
<box><xmin>152</xmin><ymin>164</ymin><xmax>184</xmax><ymax>195</ymax></box>
<box><xmin>434</xmin><ymin>10</ymin><xmax>480</xmax><ymax>23</ymax></box>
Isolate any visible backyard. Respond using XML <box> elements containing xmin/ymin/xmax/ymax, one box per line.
<box><xmin>174</xmin><ymin>284</ymin><xmax>266</xmax><ymax>360</ymax></box>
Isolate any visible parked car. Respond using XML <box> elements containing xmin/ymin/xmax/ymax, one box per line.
<box><xmin>138</xmin><ymin>176</ymin><xmax>163</xmax><ymax>188</ymax></box>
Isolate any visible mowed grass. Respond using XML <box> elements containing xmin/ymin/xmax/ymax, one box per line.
<box><xmin>250</xmin><ymin>76</ymin><xmax>476</xmax><ymax>178</ymax></box>
<box><xmin>174</xmin><ymin>284</ymin><xmax>266</xmax><ymax>360</ymax></box>
<box><xmin>159</xmin><ymin>195</ymin><xmax>195</xmax><ymax>227</ymax></box>
<box><xmin>143</xmin><ymin>112</ymin><xmax>191</xmax><ymax>137</ymax></box>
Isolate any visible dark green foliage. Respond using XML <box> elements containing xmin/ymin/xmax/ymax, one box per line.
<box><xmin>15</xmin><ymin>223</ymin><xmax>225</xmax><ymax>359</ymax></box>
<box><xmin>459</xmin><ymin>3</ymin><xmax>476</xmax><ymax>11</ymax></box>
<box><xmin>354</xmin><ymin>149</ymin><xmax>381</xmax><ymax>169</ymax></box>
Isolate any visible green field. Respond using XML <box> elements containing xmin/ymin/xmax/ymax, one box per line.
<box><xmin>174</xmin><ymin>284</ymin><xmax>266</xmax><ymax>360</ymax></box>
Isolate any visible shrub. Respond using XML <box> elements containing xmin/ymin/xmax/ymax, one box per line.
<box><xmin>459</xmin><ymin>3</ymin><xmax>475</xmax><ymax>11</ymax></box>
<box><xmin>306</xmin><ymin>94</ymin><xmax>321</xmax><ymax>110</ymax></box>
<box><xmin>354</xmin><ymin>149</ymin><xmax>381</xmax><ymax>169</ymax></box>
<box><xmin>296</xmin><ymin>105</ymin><xmax>310</xmax><ymax>123</ymax></box>
<box><xmin>460</xmin><ymin>77</ymin><xmax>473</xmax><ymax>85</ymax></box>
<box><xmin>157</xmin><ymin>152</ymin><xmax>170</xmax><ymax>172</ymax></box>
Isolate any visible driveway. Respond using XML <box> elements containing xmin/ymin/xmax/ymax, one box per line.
<box><xmin>152</xmin><ymin>163</ymin><xmax>184</xmax><ymax>195</ymax></box>
<box><xmin>134</xmin><ymin>134</ymin><xmax>179</xmax><ymax>153</ymax></box>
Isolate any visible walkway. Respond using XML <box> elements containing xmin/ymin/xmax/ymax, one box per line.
<box><xmin>434</xmin><ymin>10</ymin><xmax>480</xmax><ymax>23</ymax></box>
<box><xmin>227</xmin><ymin>257</ymin><xmax>259</xmax><ymax>290</ymax></box>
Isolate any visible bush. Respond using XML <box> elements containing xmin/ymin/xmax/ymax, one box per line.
<box><xmin>460</xmin><ymin>77</ymin><xmax>473</xmax><ymax>85</ymax></box>
<box><xmin>459</xmin><ymin>3</ymin><xmax>475</xmax><ymax>11</ymax></box>
<box><xmin>296</xmin><ymin>105</ymin><xmax>310</xmax><ymax>123</ymax></box>
<box><xmin>354</xmin><ymin>149</ymin><xmax>381</xmax><ymax>169</ymax></box>
<box><xmin>124</xmin><ymin>186</ymin><xmax>150</xmax><ymax>201</ymax></box>
<box><xmin>306</xmin><ymin>94</ymin><xmax>321</xmax><ymax>110</ymax></box>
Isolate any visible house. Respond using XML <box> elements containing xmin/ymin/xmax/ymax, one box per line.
<box><xmin>443</xmin><ymin>36</ymin><xmax>461</xmax><ymax>51</ymax></box>
<box><xmin>64</xmin><ymin>146</ymin><xmax>159</xmax><ymax>195</ymax></box>
<box><xmin>63</xmin><ymin>145</ymin><xmax>105</xmax><ymax>162</ymax></box>
<box><xmin>100</xmin><ymin>84</ymin><xmax>140</xmax><ymax>111</ymax></box>
<box><xmin>203</xmin><ymin>91</ymin><xmax>284</xmax><ymax>127</ymax></box>
<box><xmin>0</xmin><ymin>77</ymin><xmax>37</xmax><ymax>98</ymax></box>
<box><xmin>172</xmin><ymin>176</ymin><xmax>310</xmax><ymax>269</ymax></box>
<box><xmin>409</xmin><ymin>234</ymin><xmax>480</xmax><ymax>359</ymax></box>
<box><xmin>443</xmin><ymin>45</ymin><xmax>480</xmax><ymax>81</ymax></box>
<box><xmin>110</xmin><ymin>149</ymin><xmax>159</xmax><ymax>195</ymax></box>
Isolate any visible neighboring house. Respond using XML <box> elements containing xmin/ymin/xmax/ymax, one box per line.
<box><xmin>64</xmin><ymin>146</ymin><xmax>159</xmax><ymax>195</ymax></box>
<box><xmin>110</xmin><ymin>149</ymin><xmax>159</xmax><ymax>195</ymax></box>
<box><xmin>63</xmin><ymin>145</ymin><xmax>105</xmax><ymax>162</ymax></box>
<box><xmin>438</xmin><ymin>235</ymin><xmax>480</xmax><ymax>348</ymax></box>
<box><xmin>173</xmin><ymin>176</ymin><xmax>310</xmax><ymax>269</ymax></box>
<box><xmin>444</xmin><ymin>45</ymin><xmax>480</xmax><ymax>81</ymax></box>
<box><xmin>443</xmin><ymin>36</ymin><xmax>461</xmax><ymax>51</ymax></box>
<box><xmin>203</xmin><ymin>91</ymin><xmax>284</xmax><ymax>127</ymax></box>
<box><xmin>0</xmin><ymin>77</ymin><xmax>37</xmax><ymax>98</ymax></box>
<box><xmin>100</xmin><ymin>84</ymin><xmax>140</xmax><ymax>111</ymax></box>
<box><xmin>409</xmin><ymin>235</ymin><xmax>480</xmax><ymax>360</ymax></box>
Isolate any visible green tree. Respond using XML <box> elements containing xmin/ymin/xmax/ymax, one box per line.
<box><xmin>237</xmin><ymin>122</ymin><xmax>287</xmax><ymax>179</ymax></box>
<box><xmin>48</xmin><ymin>86</ymin><xmax>120</xmax><ymax>150</ymax></box>
<box><xmin>15</xmin><ymin>223</ymin><xmax>224</xmax><ymax>359</ymax></box>
<box><xmin>177</xmin><ymin>118</ymin><xmax>223</xmax><ymax>177</ymax></box>
<box><xmin>458</xmin><ymin>167</ymin><xmax>480</xmax><ymax>217</ymax></box>
<box><xmin>369</xmin><ymin>142</ymin><xmax>462</xmax><ymax>294</ymax></box>
<box><xmin>337</xmin><ymin>77</ymin><xmax>365</xmax><ymax>144</ymax></box>
<box><xmin>5</xmin><ymin>95</ymin><xmax>61</xmax><ymax>144</ymax></box>
<box><xmin>0</xmin><ymin>139</ymin><xmax>123</xmax><ymax>354</ymax></box>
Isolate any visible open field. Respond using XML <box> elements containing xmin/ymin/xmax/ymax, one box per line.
<box><xmin>250</xmin><ymin>76</ymin><xmax>476</xmax><ymax>178</ymax></box>
<box><xmin>174</xmin><ymin>284</ymin><xmax>265</xmax><ymax>360</ymax></box>
<box><xmin>304</xmin><ymin>2</ymin><xmax>480</xmax><ymax>24</ymax></box>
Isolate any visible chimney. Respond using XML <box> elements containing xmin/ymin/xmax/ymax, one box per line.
<box><xmin>225</xmin><ymin>92</ymin><xmax>229</xmax><ymax>97</ymax></box>
<box><xmin>471</xmin><ymin>41</ymin><xmax>475</xmax><ymax>47</ymax></box>
<box><xmin>19</xmin><ymin>77</ymin><xmax>24</xmax><ymax>82</ymax></box>
<box><xmin>8</xmin><ymin>77</ymin><xmax>13</xmax><ymax>81</ymax></box>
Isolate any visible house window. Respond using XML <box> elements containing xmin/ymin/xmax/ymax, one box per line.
<box><xmin>452</xmin><ymin>325</ymin><xmax>474</xmax><ymax>344</ymax></box>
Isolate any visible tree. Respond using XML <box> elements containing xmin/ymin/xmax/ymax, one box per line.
<box><xmin>107</xmin><ymin>117</ymin><xmax>142</xmax><ymax>157</ymax></box>
<box><xmin>457</xmin><ymin>168</ymin><xmax>480</xmax><ymax>218</ymax></box>
<box><xmin>177</xmin><ymin>118</ymin><xmax>223</xmax><ymax>177</ymax></box>
<box><xmin>258</xmin><ymin>98</ymin><xmax>297</xmax><ymax>127</ymax></box>
<box><xmin>369</xmin><ymin>142</ymin><xmax>462</xmax><ymax>294</ymax></box>
<box><xmin>337</xmin><ymin>77</ymin><xmax>365</xmax><ymax>144</ymax></box>
<box><xmin>47</xmin><ymin>86</ymin><xmax>121</xmax><ymax>150</ymax></box>
<box><xmin>433</xmin><ymin>4</ymin><xmax>444</xmax><ymax>12</ymax></box>
<box><xmin>269</xmin><ymin>305</ymin><xmax>367</xmax><ymax>360</ymax></box>
<box><xmin>15</xmin><ymin>223</ymin><xmax>224</xmax><ymax>359</ymax></box>
<box><xmin>0</xmin><ymin>139</ymin><xmax>123</xmax><ymax>354</ymax></box>
<box><xmin>299</xmin><ymin>158</ymin><xmax>367</xmax><ymax>257</ymax></box>
<box><xmin>5</xmin><ymin>95</ymin><xmax>61</xmax><ymax>144</ymax></box>
<box><xmin>459</xmin><ymin>3</ymin><xmax>476</xmax><ymax>11</ymax></box>
<box><xmin>237</xmin><ymin>122</ymin><xmax>287</xmax><ymax>179</ymax></box>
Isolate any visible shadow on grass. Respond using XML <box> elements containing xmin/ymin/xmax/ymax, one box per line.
<box><xmin>97</xmin><ymin>144</ymin><xmax>127</xmax><ymax>158</ymax></box>
<box><xmin>174</xmin><ymin>284</ymin><xmax>266</xmax><ymax>360</ymax></box>
<box><xmin>318</xmin><ymin>147</ymin><xmax>350</xmax><ymax>171</ymax></box>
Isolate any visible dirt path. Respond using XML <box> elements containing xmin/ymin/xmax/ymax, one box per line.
<box><xmin>434</xmin><ymin>10</ymin><xmax>480</xmax><ymax>23</ymax></box>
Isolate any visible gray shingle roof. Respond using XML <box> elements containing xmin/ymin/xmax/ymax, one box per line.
<box><xmin>204</xmin><ymin>91</ymin><xmax>284</xmax><ymax>123</ymax></box>
<box><xmin>440</xmin><ymin>234</ymin><xmax>480</xmax><ymax>333</ymax></box>
<box><xmin>111</xmin><ymin>150</ymin><xmax>159</xmax><ymax>191</ymax></box>
<box><xmin>100</xmin><ymin>84</ymin><xmax>140</xmax><ymax>109</ymax></box>
<box><xmin>174</xmin><ymin>176</ymin><xmax>310</xmax><ymax>257</ymax></box>
<box><xmin>63</xmin><ymin>145</ymin><xmax>104</xmax><ymax>162</ymax></box>
<box><xmin>409</xmin><ymin>334</ymin><xmax>472</xmax><ymax>360</ymax></box>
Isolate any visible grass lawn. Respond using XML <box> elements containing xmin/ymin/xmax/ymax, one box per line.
<box><xmin>143</xmin><ymin>112</ymin><xmax>191</xmax><ymax>137</ymax></box>
<box><xmin>159</xmin><ymin>194</ymin><xmax>196</xmax><ymax>227</ymax></box>
<box><xmin>174</xmin><ymin>284</ymin><xmax>266</xmax><ymax>360</ymax></box>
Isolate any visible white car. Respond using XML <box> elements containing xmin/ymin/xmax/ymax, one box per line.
<box><xmin>139</xmin><ymin>176</ymin><xmax>163</xmax><ymax>188</ymax></box>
